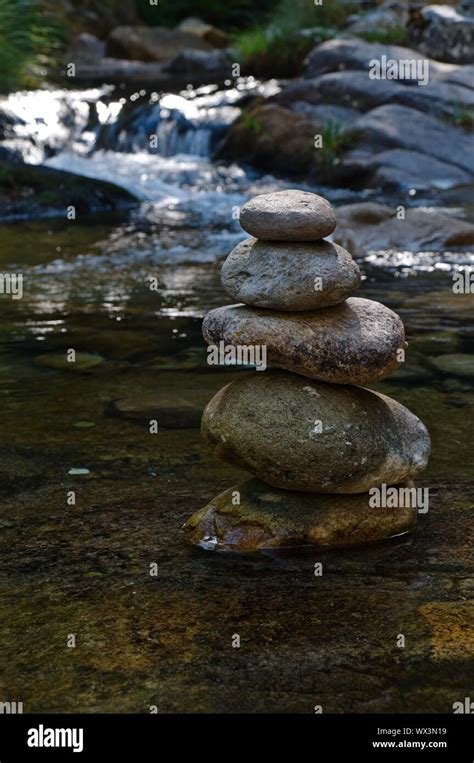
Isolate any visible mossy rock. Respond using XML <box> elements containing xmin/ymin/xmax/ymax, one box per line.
<box><xmin>0</xmin><ymin>160</ymin><xmax>137</xmax><ymax>221</ymax></box>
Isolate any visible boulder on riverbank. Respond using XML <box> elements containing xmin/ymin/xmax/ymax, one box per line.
<box><xmin>333</xmin><ymin>202</ymin><xmax>474</xmax><ymax>253</ymax></box>
<box><xmin>69</xmin><ymin>14</ymin><xmax>232</xmax><ymax>86</ymax></box>
<box><xmin>106</xmin><ymin>25</ymin><xmax>213</xmax><ymax>62</ymax></box>
<box><xmin>215</xmin><ymin>102</ymin><xmax>354</xmax><ymax>180</ymax></box>
<box><xmin>408</xmin><ymin>4</ymin><xmax>474</xmax><ymax>64</ymax></box>
<box><xmin>0</xmin><ymin>160</ymin><xmax>137</xmax><ymax>221</ymax></box>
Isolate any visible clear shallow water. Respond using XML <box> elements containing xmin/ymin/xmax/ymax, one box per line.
<box><xmin>0</xmin><ymin>83</ymin><xmax>473</xmax><ymax>713</ymax></box>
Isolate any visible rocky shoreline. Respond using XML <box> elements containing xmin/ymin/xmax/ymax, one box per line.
<box><xmin>2</xmin><ymin>6</ymin><xmax>473</xmax><ymax>222</ymax></box>
<box><xmin>218</xmin><ymin>37</ymin><xmax>474</xmax><ymax>193</ymax></box>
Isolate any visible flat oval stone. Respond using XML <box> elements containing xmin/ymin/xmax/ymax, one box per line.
<box><xmin>183</xmin><ymin>478</ymin><xmax>418</xmax><ymax>552</ymax></box>
<box><xmin>221</xmin><ymin>238</ymin><xmax>361</xmax><ymax>311</ymax></box>
<box><xmin>201</xmin><ymin>371</ymin><xmax>430</xmax><ymax>493</ymax></box>
<box><xmin>427</xmin><ymin>353</ymin><xmax>474</xmax><ymax>379</ymax></box>
<box><xmin>106</xmin><ymin>395</ymin><xmax>203</xmax><ymax>428</ymax></box>
<box><xmin>239</xmin><ymin>190</ymin><xmax>337</xmax><ymax>241</ymax></box>
<box><xmin>34</xmin><ymin>351</ymin><xmax>105</xmax><ymax>370</ymax></box>
<box><xmin>202</xmin><ymin>297</ymin><xmax>405</xmax><ymax>385</ymax></box>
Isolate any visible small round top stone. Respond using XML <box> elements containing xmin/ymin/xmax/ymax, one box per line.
<box><xmin>239</xmin><ymin>189</ymin><xmax>337</xmax><ymax>241</ymax></box>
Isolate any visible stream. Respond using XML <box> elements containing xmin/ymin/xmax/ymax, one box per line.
<box><xmin>0</xmin><ymin>82</ymin><xmax>472</xmax><ymax>713</ymax></box>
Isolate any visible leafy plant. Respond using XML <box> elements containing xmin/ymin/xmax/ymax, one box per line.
<box><xmin>359</xmin><ymin>25</ymin><xmax>408</xmax><ymax>46</ymax></box>
<box><xmin>0</xmin><ymin>0</ymin><xmax>62</xmax><ymax>93</ymax></box>
<box><xmin>136</xmin><ymin>0</ymin><xmax>275</xmax><ymax>30</ymax></box>
<box><xmin>234</xmin><ymin>0</ymin><xmax>357</xmax><ymax>77</ymax></box>
<box><xmin>447</xmin><ymin>104</ymin><xmax>474</xmax><ymax>130</ymax></box>
<box><xmin>236</xmin><ymin>21</ymin><xmax>314</xmax><ymax>77</ymax></box>
<box><xmin>240</xmin><ymin>110</ymin><xmax>263</xmax><ymax>135</ymax></box>
<box><xmin>316</xmin><ymin>119</ymin><xmax>357</xmax><ymax>182</ymax></box>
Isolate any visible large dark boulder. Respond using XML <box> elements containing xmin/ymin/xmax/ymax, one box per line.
<box><xmin>106</xmin><ymin>25</ymin><xmax>212</xmax><ymax>62</ymax></box>
<box><xmin>349</xmin><ymin>104</ymin><xmax>474</xmax><ymax>174</ymax></box>
<box><xmin>0</xmin><ymin>161</ymin><xmax>137</xmax><ymax>221</ymax></box>
<box><xmin>215</xmin><ymin>103</ymin><xmax>319</xmax><ymax>175</ymax></box>
<box><xmin>408</xmin><ymin>4</ymin><xmax>474</xmax><ymax>64</ymax></box>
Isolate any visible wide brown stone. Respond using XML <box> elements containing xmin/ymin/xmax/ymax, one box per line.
<box><xmin>201</xmin><ymin>371</ymin><xmax>431</xmax><ymax>493</ymax></box>
<box><xmin>177</xmin><ymin>17</ymin><xmax>230</xmax><ymax>48</ymax></box>
<box><xmin>183</xmin><ymin>478</ymin><xmax>418</xmax><ymax>552</ymax></box>
<box><xmin>202</xmin><ymin>297</ymin><xmax>405</xmax><ymax>385</ymax></box>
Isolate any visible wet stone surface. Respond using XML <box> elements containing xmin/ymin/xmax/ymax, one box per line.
<box><xmin>183</xmin><ymin>478</ymin><xmax>419</xmax><ymax>551</ymax></box>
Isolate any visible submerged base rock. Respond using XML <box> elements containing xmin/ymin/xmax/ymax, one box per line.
<box><xmin>34</xmin><ymin>352</ymin><xmax>105</xmax><ymax>371</ymax></box>
<box><xmin>183</xmin><ymin>478</ymin><xmax>418</xmax><ymax>552</ymax></box>
<box><xmin>427</xmin><ymin>353</ymin><xmax>474</xmax><ymax>379</ymax></box>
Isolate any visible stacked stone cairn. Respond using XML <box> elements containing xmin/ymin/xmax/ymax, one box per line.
<box><xmin>183</xmin><ymin>190</ymin><xmax>431</xmax><ymax>552</ymax></box>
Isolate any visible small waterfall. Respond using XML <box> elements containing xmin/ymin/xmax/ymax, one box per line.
<box><xmin>0</xmin><ymin>78</ymin><xmax>280</xmax><ymax>164</ymax></box>
<box><xmin>0</xmin><ymin>88</ymin><xmax>110</xmax><ymax>164</ymax></box>
<box><xmin>95</xmin><ymin>93</ymin><xmax>241</xmax><ymax>158</ymax></box>
<box><xmin>94</xmin><ymin>80</ymin><xmax>280</xmax><ymax>158</ymax></box>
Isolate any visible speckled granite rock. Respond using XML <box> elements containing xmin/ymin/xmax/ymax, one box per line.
<box><xmin>202</xmin><ymin>297</ymin><xmax>405</xmax><ymax>385</ymax></box>
<box><xmin>201</xmin><ymin>371</ymin><xmax>431</xmax><ymax>493</ymax></box>
<box><xmin>221</xmin><ymin>238</ymin><xmax>361</xmax><ymax>311</ymax></box>
<box><xmin>239</xmin><ymin>190</ymin><xmax>336</xmax><ymax>241</ymax></box>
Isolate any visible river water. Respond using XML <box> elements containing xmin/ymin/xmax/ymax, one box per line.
<box><xmin>0</xmin><ymin>83</ymin><xmax>472</xmax><ymax>713</ymax></box>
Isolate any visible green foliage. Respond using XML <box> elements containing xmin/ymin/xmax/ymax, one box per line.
<box><xmin>271</xmin><ymin>0</ymin><xmax>357</xmax><ymax>31</ymax></box>
<box><xmin>236</xmin><ymin>22</ymin><xmax>314</xmax><ymax>77</ymax></box>
<box><xmin>359</xmin><ymin>25</ymin><xmax>408</xmax><ymax>46</ymax></box>
<box><xmin>0</xmin><ymin>0</ymin><xmax>62</xmax><ymax>93</ymax></box>
<box><xmin>235</xmin><ymin>0</ymin><xmax>357</xmax><ymax>77</ymax></box>
<box><xmin>316</xmin><ymin>120</ymin><xmax>357</xmax><ymax>182</ymax></box>
<box><xmin>446</xmin><ymin>104</ymin><xmax>474</xmax><ymax>130</ymax></box>
<box><xmin>240</xmin><ymin>110</ymin><xmax>263</xmax><ymax>135</ymax></box>
<box><xmin>135</xmin><ymin>0</ymin><xmax>275</xmax><ymax>30</ymax></box>
<box><xmin>321</xmin><ymin>119</ymin><xmax>354</xmax><ymax>157</ymax></box>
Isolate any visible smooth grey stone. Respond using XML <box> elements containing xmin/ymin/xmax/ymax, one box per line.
<box><xmin>221</xmin><ymin>237</ymin><xmax>361</xmax><ymax>311</ymax></box>
<box><xmin>239</xmin><ymin>189</ymin><xmax>336</xmax><ymax>241</ymax></box>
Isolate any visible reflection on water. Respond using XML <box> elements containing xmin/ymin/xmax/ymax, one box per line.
<box><xmin>0</xmin><ymin>204</ymin><xmax>472</xmax><ymax>455</ymax></box>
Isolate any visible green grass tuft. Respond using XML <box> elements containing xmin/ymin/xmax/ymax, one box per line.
<box><xmin>0</xmin><ymin>0</ymin><xmax>62</xmax><ymax>93</ymax></box>
<box><xmin>234</xmin><ymin>0</ymin><xmax>358</xmax><ymax>76</ymax></box>
<box><xmin>359</xmin><ymin>25</ymin><xmax>408</xmax><ymax>46</ymax></box>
